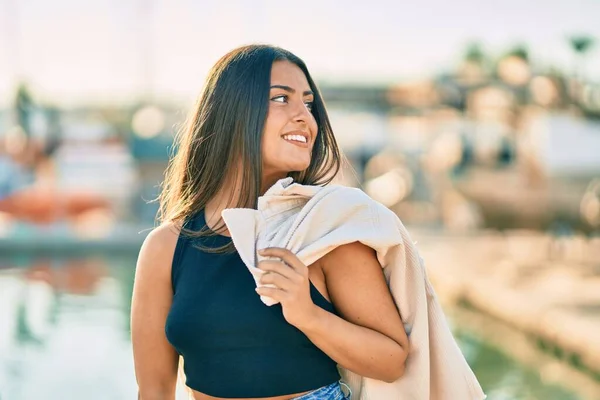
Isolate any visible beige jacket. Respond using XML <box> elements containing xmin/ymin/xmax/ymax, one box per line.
<box><xmin>222</xmin><ymin>177</ymin><xmax>485</xmax><ymax>400</ymax></box>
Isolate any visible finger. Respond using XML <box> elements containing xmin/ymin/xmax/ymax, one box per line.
<box><xmin>255</xmin><ymin>286</ymin><xmax>288</xmax><ymax>302</ymax></box>
<box><xmin>258</xmin><ymin>260</ymin><xmax>298</xmax><ymax>280</ymax></box>
<box><xmin>259</xmin><ymin>271</ymin><xmax>293</xmax><ymax>290</ymax></box>
<box><xmin>258</xmin><ymin>247</ymin><xmax>306</xmax><ymax>274</ymax></box>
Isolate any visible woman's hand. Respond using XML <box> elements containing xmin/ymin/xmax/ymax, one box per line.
<box><xmin>256</xmin><ymin>247</ymin><xmax>318</xmax><ymax>329</ymax></box>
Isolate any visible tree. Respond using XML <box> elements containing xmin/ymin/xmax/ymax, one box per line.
<box><xmin>464</xmin><ymin>42</ymin><xmax>486</xmax><ymax>64</ymax></box>
<box><xmin>568</xmin><ymin>35</ymin><xmax>595</xmax><ymax>80</ymax></box>
<box><xmin>15</xmin><ymin>83</ymin><xmax>34</xmax><ymax>137</ymax></box>
<box><xmin>506</xmin><ymin>44</ymin><xmax>529</xmax><ymax>63</ymax></box>
<box><xmin>567</xmin><ymin>35</ymin><xmax>596</xmax><ymax>106</ymax></box>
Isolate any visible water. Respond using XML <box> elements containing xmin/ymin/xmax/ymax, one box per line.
<box><xmin>455</xmin><ymin>330</ymin><xmax>581</xmax><ymax>400</ymax></box>
<box><xmin>0</xmin><ymin>255</ymin><xmax>137</xmax><ymax>400</ymax></box>
<box><xmin>0</xmin><ymin>254</ymin><xmax>598</xmax><ymax>400</ymax></box>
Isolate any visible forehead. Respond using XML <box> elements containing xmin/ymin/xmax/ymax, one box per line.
<box><xmin>270</xmin><ymin>60</ymin><xmax>310</xmax><ymax>88</ymax></box>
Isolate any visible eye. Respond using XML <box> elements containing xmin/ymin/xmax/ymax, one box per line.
<box><xmin>305</xmin><ymin>101</ymin><xmax>314</xmax><ymax>111</ymax></box>
<box><xmin>271</xmin><ymin>95</ymin><xmax>287</xmax><ymax>103</ymax></box>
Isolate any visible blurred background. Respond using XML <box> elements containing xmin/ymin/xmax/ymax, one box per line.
<box><xmin>1</xmin><ymin>0</ymin><xmax>600</xmax><ymax>399</ymax></box>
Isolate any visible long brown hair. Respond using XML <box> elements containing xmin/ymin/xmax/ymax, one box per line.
<box><xmin>158</xmin><ymin>44</ymin><xmax>342</xmax><ymax>252</ymax></box>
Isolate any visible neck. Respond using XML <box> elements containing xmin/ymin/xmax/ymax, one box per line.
<box><xmin>204</xmin><ymin>171</ymin><xmax>288</xmax><ymax>229</ymax></box>
<box><xmin>260</xmin><ymin>171</ymin><xmax>288</xmax><ymax>196</ymax></box>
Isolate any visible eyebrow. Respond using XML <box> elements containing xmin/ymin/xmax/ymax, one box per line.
<box><xmin>270</xmin><ymin>85</ymin><xmax>314</xmax><ymax>96</ymax></box>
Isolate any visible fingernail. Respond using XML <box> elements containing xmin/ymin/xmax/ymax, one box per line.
<box><xmin>258</xmin><ymin>248</ymin><xmax>266</xmax><ymax>254</ymax></box>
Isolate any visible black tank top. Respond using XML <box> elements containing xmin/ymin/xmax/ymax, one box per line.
<box><xmin>165</xmin><ymin>210</ymin><xmax>341</xmax><ymax>398</ymax></box>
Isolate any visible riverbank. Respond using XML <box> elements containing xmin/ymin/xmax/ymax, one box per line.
<box><xmin>412</xmin><ymin>228</ymin><xmax>600</xmax><ymax>379</ymax></box>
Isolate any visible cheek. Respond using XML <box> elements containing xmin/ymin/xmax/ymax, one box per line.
<box><xmin>263</xmin><ymin>108</ymin><xmax>285</xmax><ymax>140</ymax></box>
<box><xmin>261</xmin><ymin>111</ymin><xmax>283</xmax><ymax>157</ymax></box>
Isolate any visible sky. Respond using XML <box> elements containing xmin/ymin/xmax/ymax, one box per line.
<box><xmin>1</xmin><ymin>0</ymin><xmax>600</xmax><ymax>106</ymax></box>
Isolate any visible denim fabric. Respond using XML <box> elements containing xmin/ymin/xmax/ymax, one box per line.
<box><xmin>292</xmin><ymin>381</ymin><xmax>352</xmax><ymax>400</ymax></box>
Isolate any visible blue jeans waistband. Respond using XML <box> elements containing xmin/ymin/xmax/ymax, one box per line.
<box><xmin>291</xmin><ymin>381</ymin><xmax>352</xmax><ymax>400</ymax></box>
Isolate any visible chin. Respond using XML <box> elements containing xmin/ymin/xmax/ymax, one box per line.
<box><xmin>275</xmin><ymin>158</ymin><xmax>310</xmax><ymax>172</ymax></box>
<box><xmin>264</xmin><ymin>157</ymin><xmax>311</xmax><ymax>176</ymax></box>
<box><xmin>287</xmin><ymin>161</ymin><xmax>311</xmax><ymax>172</ymax></box>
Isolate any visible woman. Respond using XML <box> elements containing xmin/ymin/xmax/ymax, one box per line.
<box><xmin>131</xmin><ymin>44</ymin><xmax>408</xmax><ymax>400</ymax></box>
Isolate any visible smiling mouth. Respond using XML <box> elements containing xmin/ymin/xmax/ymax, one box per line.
<box><xmin>281</xmin><ymin>134</ymin><xmax>309</xmax><ymax>149</ymax></box>
<box><xmin>282</xmin><ymin>133</ymin><xmax>308</xmax><ymax>144</ymax></box>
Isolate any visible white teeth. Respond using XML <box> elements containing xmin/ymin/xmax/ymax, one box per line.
<box><xmin>283</xmin><ymin>134</ymin><xmax>307</xmax><ymax>143</ymax></box>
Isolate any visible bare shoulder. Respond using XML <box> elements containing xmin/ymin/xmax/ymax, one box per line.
<box><xmin>322</xmin><ymin>241</ymin><xmax>377</xmax><ymax>270</ymax></box>
<box><xmin>142</xmin><ymin>221</ymin><xmax>181</xmax><ymax>252</ymax></box>
<box><xmin>132</xmin><ymin>221</ymin><xmax>182</xmax><ymax>320</ymax></box>
<box><xmin>136</xmin><ymin>221</ymin><xmax>182</xmax><ymax>279</ymax></box>
<box><xmin>320</xmin><ymin>240</ymin><xmax>382</xmax><ymax>300</ymax></box>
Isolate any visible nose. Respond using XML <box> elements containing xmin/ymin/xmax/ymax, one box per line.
<box><xmin>291</xmin><ymin>101</ymin><xmax>311</xmax><ymax>124</ymax></box>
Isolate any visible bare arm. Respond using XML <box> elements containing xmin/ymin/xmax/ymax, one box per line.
<box><xmin>308</xmin><ymin>241</ymin><xmax>408</xmax><ymax>382</ymax></box>
<box><xmin>131</xmin><ymin>222</ymin><xmax>181</xmax><ymax>399</ymax></box>
<box><xmin>257</xmin><ymin>242</ymin><xmax>409</xmax><ymax>383</ymax></box>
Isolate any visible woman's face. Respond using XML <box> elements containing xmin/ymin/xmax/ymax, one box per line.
<box><xmin>261</xmin><ymin>60</ymin><xmax>317</xmax><ymax>180</ymax></box>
